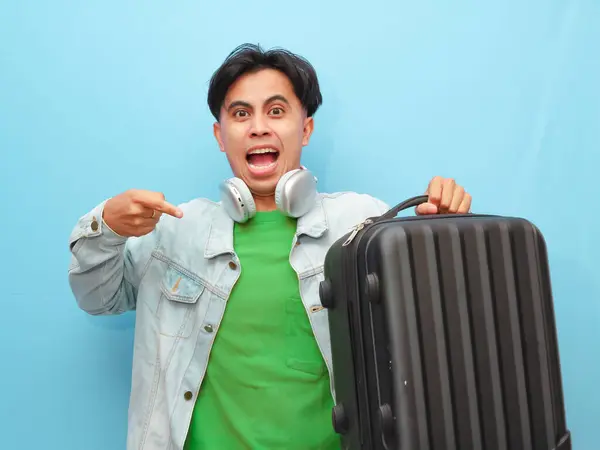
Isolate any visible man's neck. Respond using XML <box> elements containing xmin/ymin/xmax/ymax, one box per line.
<box><xmin>254</xmin><ymin>195</ymin><xmax>277</xmax><ymax>212</ymax></box>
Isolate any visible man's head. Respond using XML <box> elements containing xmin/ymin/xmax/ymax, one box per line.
<box><xmin>208</xmin><ymin>44</ymin><xmax>322</xmax><ymax>203</ymax></box>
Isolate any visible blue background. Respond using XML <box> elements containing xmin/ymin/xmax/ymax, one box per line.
<box><xmin>1</xmin><ymin>1</ymin><xmax>598</xmax><ymax>448</ymax></box>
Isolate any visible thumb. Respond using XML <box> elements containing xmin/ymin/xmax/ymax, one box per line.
<box><xmin>416</xmin><ymin>202</ymin><xmax>438</xmax><ymax>215</ymax></box>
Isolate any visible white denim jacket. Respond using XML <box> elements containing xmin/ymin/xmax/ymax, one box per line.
<box><xmin>68</xmin><ymin>191</ymin><xmax>390</xmax><ymax>450</ymax></box>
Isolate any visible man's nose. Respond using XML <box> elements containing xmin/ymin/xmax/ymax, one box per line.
<box><xmin>249</xmin><ymin>116</ymin><xmax>271</xmax><ymax>137</ymax></box>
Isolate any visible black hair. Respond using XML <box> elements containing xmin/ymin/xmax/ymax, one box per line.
<box><xmin>207</xmin><ymin>43</ymin><xmax>323</xmax><ymax>121</ymax></box>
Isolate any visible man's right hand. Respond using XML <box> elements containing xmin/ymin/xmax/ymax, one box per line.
<box><xmin>102</xmin><ymin>189</ymin><xmax>183</xmax><ymax>237</ymax></box>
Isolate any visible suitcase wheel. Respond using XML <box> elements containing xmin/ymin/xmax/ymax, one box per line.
<box><xmin>332</xmin><ymin>403</ymin><xmax>349</xmax><ymax>434</ymax></box>
<box><xmin>319</xmin><ymin>280</ymin><xmax>333</xmax><ymax>309</ymax></box>
<box><xmin>365</xmin><ymin>273</ymin><xmax>380</xmax><ymax>304</ymax></box>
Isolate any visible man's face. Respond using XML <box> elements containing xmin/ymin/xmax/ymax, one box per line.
<box><xmin>214</xmin><ymin>68</ymin><xmax>314</xmax><ymax>197</ymax></box>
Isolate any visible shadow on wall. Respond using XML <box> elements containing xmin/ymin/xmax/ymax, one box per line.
<box><xmin>85</xmin><ymin>310</ymin><xmax>136</xmax><ymax>332</ymax></box>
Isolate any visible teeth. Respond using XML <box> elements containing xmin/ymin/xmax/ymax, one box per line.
<box><xmin>248</xmin><ymin>147</ymin><xmax>278</xmax><ymax>155</ymax></box>
<box><xmin>249</xmin><ymin>161</ymin><xmax>277</xmax><ymax>169</ymax></box>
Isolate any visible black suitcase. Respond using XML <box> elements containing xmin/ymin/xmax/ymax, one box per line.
<box><xmin>319</xmin><ymin>195</ymin><xmax>571</xmax><ymax>450</ymax></box>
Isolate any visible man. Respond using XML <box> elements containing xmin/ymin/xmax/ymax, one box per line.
<box><xmin>68</xmin><ymin>43</ymin><xmax>471</xmax><ymax>450</ymax></box>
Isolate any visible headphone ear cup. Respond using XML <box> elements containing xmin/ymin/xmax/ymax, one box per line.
<box><xmin>275</xmin><ymin>168</ymin><xmax>318</xmax><ymax>218</ymax></box>
<box><xmin>274</xmin><ymin>169</ymin><xmax>298</xmax><ymax>211</ymax></box>
<box><xmin>219</xmin><ymin>177</ymin><xmax>256</xmax><ymax>223</ymax></box>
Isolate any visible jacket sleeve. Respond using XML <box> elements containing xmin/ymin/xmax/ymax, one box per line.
<box><xmin>67</xmin><ymin>200</ymin><xmax>158</xmax><ymax>315</ymax></box>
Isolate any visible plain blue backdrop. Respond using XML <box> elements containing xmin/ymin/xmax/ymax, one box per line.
<box><xmin>1</xmin><ymin>1</ymin><xmax>598</xmax><ymax>448</ymax></box>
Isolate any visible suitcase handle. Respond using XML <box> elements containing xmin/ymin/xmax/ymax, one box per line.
<box><xmin>343</xmin><ymin>194</ymin><xmax>457</xmax><ymax>247</ymax></box>
<box><xmin>377</xmin><ymin>194</ymin><xmax>430</xmax><ymax>221</ymax></box>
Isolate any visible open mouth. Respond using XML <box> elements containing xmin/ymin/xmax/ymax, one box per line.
<box><xmin>246</xmin><ymin>147</ymin><xmax>280</xmax><ymax>170</ymax></box>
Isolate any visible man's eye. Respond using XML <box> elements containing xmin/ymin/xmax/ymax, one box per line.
<box><xmin>270</xmin><ymin>107</ymin><xmax>283</xmax><ymax>115</ymax></box>
<box><xmin>234</xmin><ymin>110</ymin><xmax>248</xmax><ymax>118</ymax></box>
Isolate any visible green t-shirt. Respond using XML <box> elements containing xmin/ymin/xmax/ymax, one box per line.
<box><xmin>184</xmin><ymin>210</ymin><xmax>339</xmax><ymax>450</ymax></box>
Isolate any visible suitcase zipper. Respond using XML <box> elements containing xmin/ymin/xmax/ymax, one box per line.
<box><xmin>343</xmin><ymin>219</ymin><xmax>373</xmax><ymax>246</ymax></box>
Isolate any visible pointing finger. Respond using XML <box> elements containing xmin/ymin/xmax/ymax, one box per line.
<box><xmin>135</xmin><ymin>192</ymin><xmax>183</xmax><ymax>218</ymax></box>
<box><xmin>153</xmin><ymin>200</ymin><xmax>183</xmax><ymax>218</ymax></box>
<box><xmin>141</xmin><ymin>208</ymin><xmax>163</xmax><ymax>221</ymax></box>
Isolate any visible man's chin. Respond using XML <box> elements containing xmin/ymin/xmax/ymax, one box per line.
<box><xmin>242</xmin><ymin>166</ymin><xmax>284</xmax><ymax>195</ymax></box>
<box><xmin>247</xmin><ymin>181</ymin><xmax>278</xmax><ymax>197</ymax></box>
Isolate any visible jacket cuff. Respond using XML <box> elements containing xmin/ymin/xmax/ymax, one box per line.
<box><xmin>69</xmin><ymin>199</ymin><xmax>127</xmax><ymax>250</ymax></box>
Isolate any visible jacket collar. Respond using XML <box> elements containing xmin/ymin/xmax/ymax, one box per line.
<box><xmin>296</xmin><ymin>194</ymin><xmax>328</xmax><ymax>239</ymax></box>
<box><xmin>204</xmin><ymin>194</ymin><xmax>328</xmax><ymax>259</ymax></box>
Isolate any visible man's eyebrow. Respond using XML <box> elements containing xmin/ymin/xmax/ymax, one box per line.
<box><xmin>226</xmin><ymin>100</ymin><xmax>252</xmax><ymax>112</ymax></box>
<box><xmin>265</xmin><ymin>94</ymin><xmax>290</xmax><ymax>106</ymax></box>
<box><xmin>226</xmin><ymin>95</ymin><xmax>291</xmax><ymax>113</ymax></box>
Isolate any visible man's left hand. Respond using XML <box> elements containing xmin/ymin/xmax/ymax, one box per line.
<box><xmin>415</xmin><ymin>176</ymin><xmax>472</xmax><ymax>215</ymax></box>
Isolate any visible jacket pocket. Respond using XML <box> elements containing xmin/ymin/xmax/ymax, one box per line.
<box><xmin>157</xmin><ymin>265</ymin><xmax>205</xmax><ymax>338</ymax></box>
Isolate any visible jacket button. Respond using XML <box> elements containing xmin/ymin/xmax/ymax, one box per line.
<box><xmin>204</xmin><ymin>324</ymin><xmax>214</xmax><ymax>333</ymax></box>
<box><xmin>228</xmin><ymin>261</ymin><xmax>237</xmax><ymax>270</ymax></box>
<box><xmin>184</xmin><ymin>391</ymin><xmax>193</xmax><ymax>401</ymax></box>
<box><xmin>91</xmin><ymin>219</ymin><xmax>99</xmax><ymax>232</ymax></box>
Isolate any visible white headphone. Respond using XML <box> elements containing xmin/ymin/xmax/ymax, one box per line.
<box><xmin>219</xmin><ymin>166</ymin><xmax>318</xmax><ymax>223</ymax></box>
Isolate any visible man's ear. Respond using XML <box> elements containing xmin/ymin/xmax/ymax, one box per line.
<box><xmin>302</xmin><ymin>116</ymin><xmax>314</xmax><ymax>146</ymax></box>
<box><xmin>213</xmin><ymin>121</ymin><xmax>225</xmax><ymax>152</ymax></box>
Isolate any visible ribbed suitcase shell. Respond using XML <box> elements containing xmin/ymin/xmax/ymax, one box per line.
<box><xmin>321</xmin><ymin>213</ymin><xmax>571</xmax><ymax>450</ymax></box>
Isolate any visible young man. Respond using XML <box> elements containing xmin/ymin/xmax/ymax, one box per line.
<box><xmin>68</xmin><ymin>44</ymin><xmax>472</xmax><ymax>450</ymax></box>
